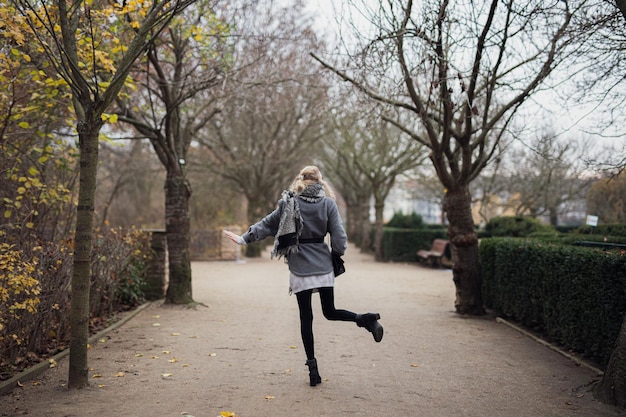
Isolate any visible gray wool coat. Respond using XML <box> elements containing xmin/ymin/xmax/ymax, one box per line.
<box><xmin>241</xmin><ymin>195</ymin><xmax>347</xmax><ymax>277</ymax></box>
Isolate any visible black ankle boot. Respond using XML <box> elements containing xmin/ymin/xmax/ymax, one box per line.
<box><xmin>305</xmin><ymin>358</ymin><xmax>322</xmax><ymax>387</ymax></box>
<box><xmin>356</xmin><ymin>313</ymin><xmax>384</xmax><ymax>342</ymax></box>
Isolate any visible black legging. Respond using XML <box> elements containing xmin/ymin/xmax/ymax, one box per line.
<box><xmin>296</xmin><ymin>287</ymin><xmax>357</xmax><ymax>360</ymax></box>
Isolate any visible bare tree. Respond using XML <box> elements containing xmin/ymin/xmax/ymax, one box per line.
<box><xmin>566</xmin><ymin>1</ymin><xmax>626</xmax><ymax>142</ymax></box>
<box><xmin>507</xmin><ymin>132</ymin><xmax>592</xmax><ymax>226</ymax></box>
<box><xmin>319</xmin><ymin>103</ymin><xmax>426</xmax><ymax>260</ymax></box>
<box><xmin>197</xmin><ymin>0</ymin><xmax>330</xmax><ymax>246</ymax></box>
<box><xmin>312</xmin><ymin>0</ymin><xmax>580</xmax><ymax>314</ymax></box>
<box><xmin>114</xmin><ymin>0</ymin><xmax>228</xmax><ymax>304</ymax></box>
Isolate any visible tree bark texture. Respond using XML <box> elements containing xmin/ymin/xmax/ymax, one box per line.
<box><xmin>68</xmin><ymin>127</ymin><xmax>99</xmax><ymax>389</ymax></box>
<box><xmin>444</xmin><ymin>186</ymin><xmax>484</xmax><ymax>315</ymax></box>
<box><xmin>595</xmin><ymin>315</ymin><xmax>626</xmax><ymax>406</ymax></box>
<box><xmin>373</xmin><ymin>202</ymin><xmax>384</xmax><ymax>261</ymax></box>
<box><xmin>164</xmin><ymin>172</ymin><xmax>193</xmax><ymax>304</ymax></box>
<box><xmin>145</xmin><ymin>230</ymin><xmax>167</xmax><ymax>300</ymax></box>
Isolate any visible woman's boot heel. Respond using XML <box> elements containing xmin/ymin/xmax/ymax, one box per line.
<box><xmin>306</xmin><ymin>358</ymin><xmax>322</xmax><ymax>387</ymax></box>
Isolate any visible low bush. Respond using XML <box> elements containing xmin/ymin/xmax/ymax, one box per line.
<box><xmin>381</xmin><ymin>226</ymin><xmax>447</xmax><ymax>262</ymax></box>
<box><xmin>483</xmin><ymin>216</ymin><xmax>555</xmax><ymax>238</ymax></box>
<box><xmin>481</xmin><ymin>237</ymin><xmax>626</xmax><ymax>367</ymax></box>
<box><xmin>0</xmin><ymin>227</ymin><xmax>151</xmax><ymax>381</ymax></box>
<box><xmin>387</xmin><ymin>211</ymin><xmax>424</xmax><ymax>229</ymax></box>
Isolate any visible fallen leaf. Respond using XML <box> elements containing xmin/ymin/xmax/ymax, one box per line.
<box><xmin>17</xmin><ymin>381</ymin><xmax>24</xmax><ymax>387</ymax></box>
<box><xmin>171</xmin><ymin>332</ymin><xmax>181</xmax><ymax>336</ymax></box>
<box><xmin>264</xmin><ymin>395</ymin><xmax>275</xmax><ymax>400</ymax></box>
<box><xmin>208</xmin><ymin>353</ymin><xmax>217</xmax><ymax>357</ymax></box>
<box><xmin>219</xmin><ymin>412</ymin><xmax>237</xmax><ymax>417</ymax></box>
<box><xmin>98</xmin><ymin>338</ymin><xmax>107</xmax><ymax>343</ymax></box>
<box><xmin>189</xmin><ymin>335</ymin><xmax>197</xmax><ymax>339</ymax></box>
<box><xmin>115</xmin><ymin>372</ymin><xmax>125</xmax><ymax>377</ymax></box>
<box><xmin>410</xmin><ymin>363</ymin><xmax>420</xmax><ymax>368</ymax></box>
<box><xmin>289</xmin><ymin>345</ymin><xmax>298</xmax><ymax>349</ymax></box>
<box><xmin>168</xmin><ymin>357</ymin><xmax>179</xmax><ymax>363</ymax></box>
<box><xmin>32</xmin><ymin>381</ymin><xmax>41</xmax><ymax>386</ymax></box>
<box><xmin>49</xmin><ymin>359</ymin><xmax>57</xmax><ymax>368</ymax></box>
<box><xmin>92</xmin><ymin>374</ymin><xmax>103</xmax><ymax>378</ymax></box>
<box><xmin>153</xmin><ymin>323</ymin><xmax>161</xmax><ymax>327</ymax></box>
<box><xmin>182</xmin><ymin>364</ymin><xmax>190</xmax><ymax>368</ymax></box>
<box><xmin>153</xmin><ymin>315</ymin><xmax>160</xmax><ymax>318</ymax></box>
<box><xmin>98</xmin><ymin>384</ymin><xmax>106</xmax><ymax>388</ymax></box>
<box><xmin>150</xmin><ymin>356</ymin><xmax>159</xmax><ymax>359</ymax></box>
<box><xmin>135</xmin><ymin>353</ymin><xmax>144</xmax><ymax>357</ymax></box>
<box><xmin>162</xmin><ymin>350</ymin><xmax>171</xmax><ymax>354</ymax></box>
<box><xmin>161</xmin><ymin>373</ymin><xmax>173</xmax><ymax>379</ymax></box>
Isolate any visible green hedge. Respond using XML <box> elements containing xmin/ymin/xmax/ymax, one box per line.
<box><xmin>482</xmin><ymin>215</ymin><xmax>555</xmax><ymax>237</ymax></box>
<box><xmin>381</xmin><ymin>227</ymin><xmax>447</xmax><ymax>262</ymax></box>
<box><xmin>576</xmin><ymin>224</ymin><xmax>626</xmax><ymax>237</ymax></box>
<box><xmin>481</xmin><ymin>237</ymin><xmax>626</xmax><ymax>366</ymax></box>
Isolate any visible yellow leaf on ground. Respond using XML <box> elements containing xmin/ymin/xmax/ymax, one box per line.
<box><xmin>410</xmin><ymin>363</ymin><xmax>420</xmax><ymax>367</ymax></box>
<box><xmin>171</xmin><ymin>333</ymin><xmax>180</xmax><ymax>336</ymax></box>
<box><xmin>220</xmin><ymin>412</ymin><xmax>237</xmax><ymax>417</ymax></box>
<box><xmin>92</xmin><ymin>374</ymin><xmax>103</xmax><ymax>378</ymax></box>
<box><xmin>161</xmin><ymin>373</ymin><xmax>173</xmax><ymax>379</ymax></box>
<box><xmin>135</xmin><ymin>353</ymin><xmax>144</xmax><ymax>357</ymax></box>
<box><xmin>168</xmin><ymin>357</ymin><xmax>179</xmax><ymax>363</ymax></box>
<box><xmin>115</xmin><ymin>372</ymin><xmax>125</xmax><ymax>377</ymax></box>
<box><xmin>264</xmin><ymin>395</ymin><xmax>275</xmax><ymax>400</ymax></box>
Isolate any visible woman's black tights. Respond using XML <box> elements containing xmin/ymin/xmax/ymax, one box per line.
<box><xmin>296</xmin><ymin>287</ymin><xmax>357</xmax><ymax>360</ymax></box>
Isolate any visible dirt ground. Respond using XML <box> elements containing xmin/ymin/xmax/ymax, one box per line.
<box><xmin>1</xmin><ymin>245</ymin><xmax>624</xmax><ymax>417</ymax></box>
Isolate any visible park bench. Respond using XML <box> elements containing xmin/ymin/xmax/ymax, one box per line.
<box><xmin>417</xmin><ymin>238</ymin><xmax>451</xmax><ymax>268</ymax></box>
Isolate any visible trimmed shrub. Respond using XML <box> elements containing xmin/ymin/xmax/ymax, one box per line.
<box><xmin>382</xmin><ymin>227</ymin><xmax>447</xmax><ymax>262</ymax></box>
<box><xmin>575</xmin><ymin>224</ymin><xmax>626</xmax><ymax>237</ymax></box>
<box><xmin>484</xmin><ymin>216</ymin><xmax>555</xmax><ymax>238</ymax></box>
<box><xmin>387</xmin><ymin>211</ymin><xmax>424</xmax><ymax>229</ymax></box>
<box><xmin>481</xmin><ymin>237</ymin><xmax>626</xmax><ymax>366</ymax></box>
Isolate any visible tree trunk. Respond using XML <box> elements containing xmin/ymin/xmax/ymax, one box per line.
<box><xmin>594</xmin><ymin>315</ymin><xmax>626</xmax><ymax>406</ymax></box>
<box><xmin>346</xmin><ymin>203</ymin><xmax>361</xmax><ymax>245</ymax></box>
<box><xmin>549</xmin><ymin>207</ymin><xmax>558</xmax><ymax>227</ymax></box>
<box><xmin>444</xmin><ymin>186</ymin><xmax>485</xmax><ymax>315</ymax></box>
<box><xmin>358</xmin><ymin>198</ymin><xmax>372</xmax><ymax>252</ymax></box>
<box><xmin>68</xmin><ymin>125</ymin><xmax>100</xmax><ymax>389</ymax></box>
<box><xmin>164</xmin><ymin>171</ymin><xmax>194</xmax><ymax>304</ymax></box>
<box><xmin>373</xmin><ymin>201</ymin><xmax>384</xmax><ymax>261</ymax></box>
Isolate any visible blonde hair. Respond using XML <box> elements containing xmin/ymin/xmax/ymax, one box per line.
<box><xmin>290</xmin><ymin>165</ymin><xmax>335</xmax><ymax>199</ymax></box>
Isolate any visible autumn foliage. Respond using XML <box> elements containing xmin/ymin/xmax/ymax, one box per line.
<box><xmin>0</xmin><ymin>4</ymin><xmax>152</xmax><ymax>380</ymax></box>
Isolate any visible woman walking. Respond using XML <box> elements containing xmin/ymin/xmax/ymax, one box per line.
<box><xmin>224</xmin><ymin>166</ymin><xmax>383</xmax><ymax>387</ymax></box>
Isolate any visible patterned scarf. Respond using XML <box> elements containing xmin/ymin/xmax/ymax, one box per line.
<box><xmin>271</xmin><ymin>183</ymin><xmax>325</xmax><ymax>259</ymax></box>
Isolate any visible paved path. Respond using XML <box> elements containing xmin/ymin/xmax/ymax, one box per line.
<box><xmin>1</xmin><ymin>245</ymin><xmax>624</xmax><ymax>417</ymax></box>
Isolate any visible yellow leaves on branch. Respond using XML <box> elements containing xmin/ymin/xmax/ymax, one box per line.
<box><xmin>0</xmin><ymin>244</ymin><xmax>41</xmax><ymax>343</ymax></box>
